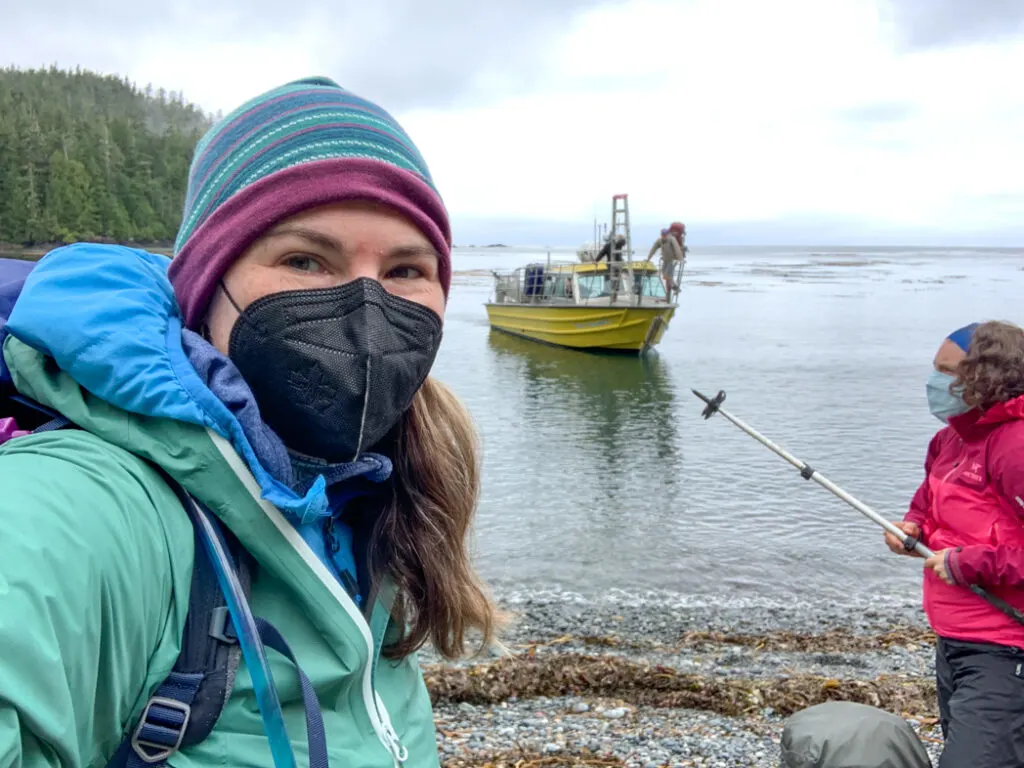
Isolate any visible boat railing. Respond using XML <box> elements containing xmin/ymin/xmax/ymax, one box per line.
<box><xmin>491</xmin><ymin>260</ymin><xmax>677</xmax><ymax>307</ymax></box>
<box><xmin>492</xmin><ymin>260</ymin><xmax>577</xmax><ymax>305</ymax></box>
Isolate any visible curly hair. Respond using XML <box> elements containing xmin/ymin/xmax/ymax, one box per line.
<box><xmin>954</xmin><ymin>320</ymin><xmax>1024</xmax><ymax>411</ymax></box>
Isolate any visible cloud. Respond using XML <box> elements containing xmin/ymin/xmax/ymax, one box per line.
<box><xmin>1</xmin><ymin>0</ymin><xmax>620</xmax><ymax>112</ymax></box>
<box><xmin>830</xmin><ymin>102</ymin><xmax>917</xmax><ymax>152</ymax></box>
<box><xmin>409</xmin><ymin>0</ymin><xmax>1024</xmax><ymax>238</ymax></box>
<box><xmin>308</xmin><ymin>0</ymin><xmax>625</xmax><ymax>110</ymax></box>
<box><xmin>880</xmin><ymin>0</ymin><xmax>1024</xmax><ymax>50</ymax></box>
<box><xmin>836</xmin><ymin>102</ymin><xmax>916</xmax><ymax>125</ymax></box>
<box><xmin>3</xmin><ymin>0</ymin><xmax>1023</xmax><ymax>241</ymax></box>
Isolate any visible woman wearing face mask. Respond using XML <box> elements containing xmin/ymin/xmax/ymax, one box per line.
<box><xmin>0</xmin><ymin>77</ymin><xmax>495</xmax><ymax>767</ymax></box>
<box><xmin>884</xmin><ymin>320</ymin><xmax>1024</xmax><ymax>768</ymax></box>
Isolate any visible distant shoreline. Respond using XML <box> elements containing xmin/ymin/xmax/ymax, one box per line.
<box><xmin>3</xmin><ymin>242</ymin><xmax>1021</xmax><ymax>263</ymax></box>
<box><xmin>0</xmin><ymin>241</ymin><xmax>174</xmax><ymax>260</ymax></box>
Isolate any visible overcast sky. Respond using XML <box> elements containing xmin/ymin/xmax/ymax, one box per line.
<box><xmin>3</xmin><ymin>0</ymin><xmax>1023</xmax><ymax>245</ymax></box>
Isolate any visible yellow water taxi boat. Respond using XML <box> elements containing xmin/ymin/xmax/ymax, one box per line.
<box><xmin>484</xmin><ymin>194</ymin><xmax>681</xmax><ymax>354</ymax></box>
<box><xmin>485</xmin><ymin>261</ymin><xmax>676</xmax><ymax>352</ymax></box>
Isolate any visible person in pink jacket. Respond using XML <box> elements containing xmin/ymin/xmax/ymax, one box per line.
<box><xmin>885</xmin><ymin>320</ymin><xmax>1024</xmax><ymax>768</ymax></box>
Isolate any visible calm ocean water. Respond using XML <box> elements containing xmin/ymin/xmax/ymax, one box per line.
<box><xmin>434</xmin><ymin>245</ymin><xmax>1024</xmax><ymax>609</ymax></box>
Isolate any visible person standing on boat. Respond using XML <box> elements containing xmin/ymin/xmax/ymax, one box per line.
<box><xmin>884</xmin><ymin>320</ymin><xmax>1024</xmax><ymax>768</ymax></box>
<box><xmin>647</xmin><ymin>228</ymin><xmax>670</xmax><ymax>259</ymax></box>
<box><xmin>595</xmin><ymin>233</ymin><xmax>627</xmax><ymax>263</ymax></box>
<box><xmin>649</xmin><ymin>223</ymin><xmax>686</xmax><ymax>297</ymax></box>
<box><xmin>0</xmin><ymin>76</ymin><xmax>497</xmax><ymax>767</ymax></box>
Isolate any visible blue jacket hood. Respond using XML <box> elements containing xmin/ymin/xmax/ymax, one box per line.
<box><xmin>5</xmin><ymin>243</ymin><xmax>331</xmax><ymax>521</ymax></box>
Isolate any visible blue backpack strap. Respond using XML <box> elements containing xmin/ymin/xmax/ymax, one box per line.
<box><xmin>106</xmin><ymin>500</ymin><xmax>250</xmax><ymax>768</ymax></box>
<box><xmin>110</xmin><ymin>473</ymin><xmax>329</xmax><ymax>768</ymax></box>
<box><xmin>255</xmin><ymin>618</ymin><xmax>328</xmax><ymax>768</ymax></box>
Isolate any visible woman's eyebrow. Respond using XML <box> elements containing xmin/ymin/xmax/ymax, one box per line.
<box><xmin>262</xmin><ymin>227</ymin><xmax>438</xmax><ymax>262</ymax></box>
<box><xmin>386</xmin><ymin>245</ymin><xmax>440</xmax><ymax>261</ymax></box>
<box><xmin>264</xmin><ymin>226</ymin><xmax>343</xmax><ymax>254</ymax></box>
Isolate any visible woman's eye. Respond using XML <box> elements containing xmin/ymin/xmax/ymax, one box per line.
<box><xmin>387</xmin><ymin>265</ymin><xmax>425</xmax><ymax>280</ymax></box>
<box><xmin>283</xmin><ymin>255</ymin><xmax>325</xmax><ymax>273</ymax></box>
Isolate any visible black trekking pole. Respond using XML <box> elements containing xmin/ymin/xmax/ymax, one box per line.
<box><xmin>692</xmin><ymin>389</ymin><xmax>1024</xmax><ymax>627</ymax></box>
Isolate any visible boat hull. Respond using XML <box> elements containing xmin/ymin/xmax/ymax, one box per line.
<box><xmin>484</xmin><ymin>303</ymin><xmax>676</xmax><ymax>352</ymax></box>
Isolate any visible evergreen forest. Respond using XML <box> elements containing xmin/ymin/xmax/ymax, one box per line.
<box><xmin>0</xmin><ymin>67</ymin><xmax>212</xmax><ymax>246</ymax></box>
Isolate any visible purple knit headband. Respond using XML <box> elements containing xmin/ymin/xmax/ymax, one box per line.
<box><xmin>169</xmin><ymin>158</ymin><xmax>452</xmax><ymax>329</ymax></box>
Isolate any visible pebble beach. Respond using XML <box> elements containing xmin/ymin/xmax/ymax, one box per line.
<box><xmin>421</xmin><ymin>591</ymin><xmax>944</xmax><ymax>767</ymax></box>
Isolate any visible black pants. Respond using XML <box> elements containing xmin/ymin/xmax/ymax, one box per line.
<box><xmin>937</xmin><ymin>637</ymin><xmax>1024</xmax><ymax>767</ymax></box>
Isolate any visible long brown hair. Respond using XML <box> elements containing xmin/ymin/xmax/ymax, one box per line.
<box><xmin>955</xmin><ymin>320</ymin><xmax>1024</xmax><ymax>411</ymax></box>
<box><xmin>363</xmin><ymin>376</ymin><xmax>499</xmax><ymax>660</ymax></box>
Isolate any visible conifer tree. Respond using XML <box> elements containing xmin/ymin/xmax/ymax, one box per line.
<box><xmin>0</xmin><ymin>66</ymin><xmax>212</xmax><ymax>246</ymax></box>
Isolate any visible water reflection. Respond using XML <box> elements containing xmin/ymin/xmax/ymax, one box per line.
<box><xmin>476</xmin><ymin>330</ymin><xmax>684</xmax><ymax>588</ymax></box>
<box><xmin>486</xmin><ymin>329</ymin><xmax>680</xmax><ymax>463</ymax></box>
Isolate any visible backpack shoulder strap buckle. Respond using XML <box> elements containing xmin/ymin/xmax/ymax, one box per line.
<box><xmin>130</xmin><ymin>675</ymin><xmax>199</xmax><ymax>764</ymax></box>
<box><xmin>209</xmin><ymin>605</ymin><xmax>238</xmax><ymax>644</ymax></box>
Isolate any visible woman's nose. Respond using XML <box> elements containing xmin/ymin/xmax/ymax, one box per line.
<box><xmin>334</xmin><ymin>263</ymin><xmax>382</xmax><ymax>286</ymax></box>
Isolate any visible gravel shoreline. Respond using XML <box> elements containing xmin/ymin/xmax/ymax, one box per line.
<box><xmin>423</xmin><ymin>591</ymin><xmax>943</xmax><ymax>767</ymax></box>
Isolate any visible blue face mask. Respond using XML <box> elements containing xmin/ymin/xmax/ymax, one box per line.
<box><xmin>926</xmin><ymin>370</ymin><xmax>969</xmax><ymax>423</ymax></box>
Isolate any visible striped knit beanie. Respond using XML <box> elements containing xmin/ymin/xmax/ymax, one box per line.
<box><xmin>168</xmin><ymin>76</ymin><xmax>451</xmax><ymax>329</ymax></box>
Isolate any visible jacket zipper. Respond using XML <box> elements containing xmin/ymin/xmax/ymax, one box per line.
<box><xmin>323</xmin><ymin>516</ymin><xmax>408</xmax><ymax>763</ymax></box>
<box><xmin>929</xmin><ymin>440</ymin><xmax>966</xmax><ymax>530</ymax></box>
<box><xmin>211</xmin><ymin>431</ymin><xmax>408</xmax><ymax>766</ymax></box>
<box><xmin>323</xmin><ymin>517</ymin><xmax>362</xmax><ymax>606</ymax></box>
<box><xmin>940</xmin><ymin>440</ymin><xmax>966</xmax><ymax>485</ymax></box>
<box><xmin>368</xmin><ymin>611</ymin><xmax>408</xmax><ymax>763</ymax></box>
<box><xmin>324</xmin><ymin>516</ymin><xmax>407</xmax><ymax>763</ymax></box>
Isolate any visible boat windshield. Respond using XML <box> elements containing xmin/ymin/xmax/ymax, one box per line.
<box><xmin>638</xmin><ymin>273</ymin><xmax>667</xmax><ymax>298</ymax></box>
<box><xmin>577</xmin><ymin>274</ymin><xmax>609</xmax><ymax>299</ymax></box>
<box><xmin>577</xmin><ymin>273</ymin><xmax>667</xmax><ymax>300</ymax></box>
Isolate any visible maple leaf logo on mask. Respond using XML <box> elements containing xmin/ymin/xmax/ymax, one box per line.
<box><xmin>288</xmin><ymin>362</ymin><xmax>337</xmax><ymax>413</ymax></box>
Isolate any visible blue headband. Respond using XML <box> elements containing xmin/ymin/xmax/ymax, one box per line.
<box><xmin>947</xmin><ymin>323</ymin><xmax>980</xmax><ymax>352</ymax></box>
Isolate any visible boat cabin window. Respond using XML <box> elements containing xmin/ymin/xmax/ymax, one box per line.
<box><xmin>521</xmin><ymin>266</ymin><xmax>575</xmax><ymax>301</ymax></box>
<box><xmin>540</xmin><ymin>274</ymin><xmax>573</xmax><ymax>299</ymax></box>
<box><xmin>636</xmin><ymin>273</ymin><xmax>666</xmax><ymax>298</ymax></box>
<box><xmin>577</xmin><ymin>274</ymin><xmax>609</xmax><ymax>299</ymax></box>
<box><xmin>577</xmin><ymin>272</ymin><xmax>665</xmax><ymax>299</ymax></box>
